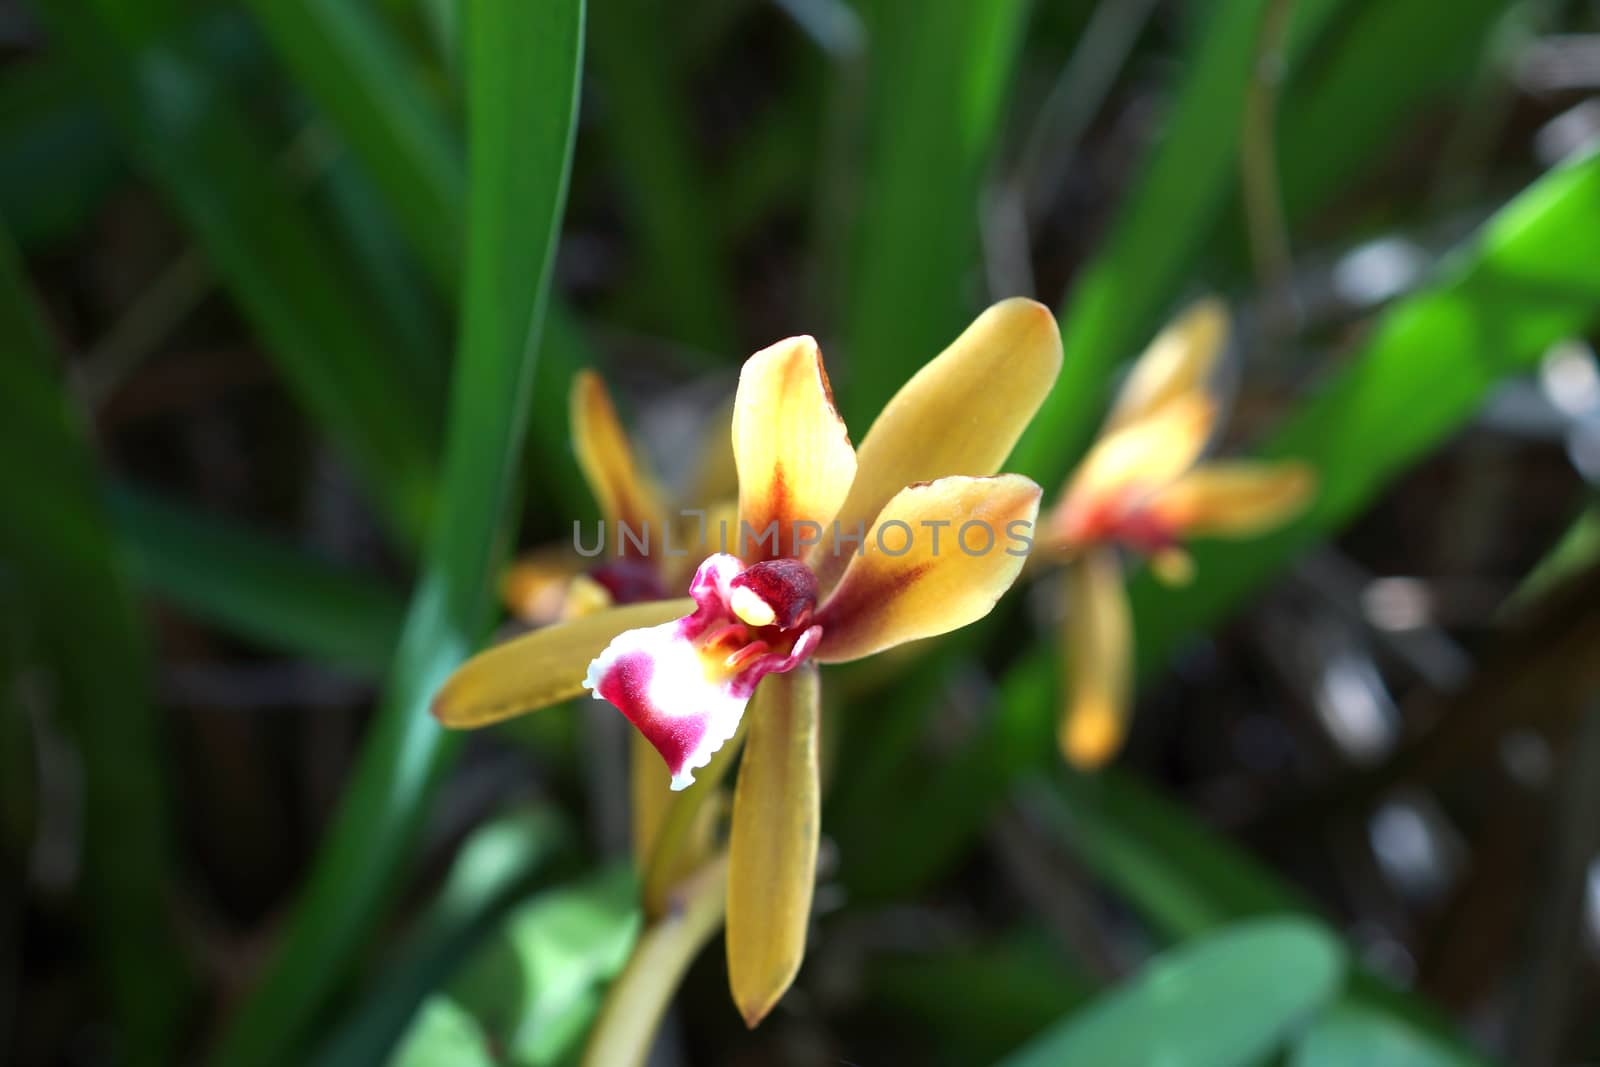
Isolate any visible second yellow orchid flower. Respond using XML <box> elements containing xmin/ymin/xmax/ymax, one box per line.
<box><xmin>1037</xmin><ymin>299</ymin><xmax>1316</xmax><ymax>769</ymax></box>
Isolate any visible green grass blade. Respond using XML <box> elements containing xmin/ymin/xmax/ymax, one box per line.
<box><xmin>1131</xmin><ymin>149</ymin><xmax>1600</xmax><ymax>672</ymax></box>
<box><xmin>32</xmin><ymin>0</ymin><xmax>439</xmax><ymax>539</ymax></box>
<box><xmin>1009</xmin><ymin>0</ymin><xmax>1344</xmax><ymax>488</ymax></box>
<box><xmin>242</xmin><ymin>0</ymin><xmax>465</xmax><ymax>290</ymax></box>
<box><xmin>212</xmin><ymin>3</ymin><xmax>586</xmax><ymax>1061</ymax></box>
<box><xmin>587</xmin><ymin>0</ymin><xmax>736</xmax><ymax>355</ymax></box>
<box><xmin>995</xmin><ymin>918</ymin><xmax>1346</xmax><ymax>1067</ymax></box>
<box><xmin>106</xmin><ymin>485</ymin><xmax>406</xmax><ymax>676</ymax></box>
<box><xmin>840</xmin><ymin>0</ymin><xmax>1031</xmax><ymax>426</ymax></box>
<box><xmin>0</xmin><ymin>229</ymin><xmax>187</xmax><ymax>1065</ymax></box>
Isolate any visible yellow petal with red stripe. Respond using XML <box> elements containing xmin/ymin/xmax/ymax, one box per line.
<box><xmin>812</xmin><ymin>298</ymin><xmax>1061</xmax><ymax>586</ymax></box>
<box><xmin>733</xmin><ymin>337</ymin><xmax>857</xmax><ymax>560</ymax></box>
<box><xmin>571</xmin><ymin>370</ymin><xmax>667</xmax><ymax>534</ymax></box>
<box><xmin>1048</xmin><ymin>393</ymin><xmax>1216</xmax><ymax>549</ymax></box>
<box><xmin>726</xmin><ymin>666</ymin><xmax>820</xmax><ymax>1028</ymax></box>
<box><xmin>813</xmin><ymin>475</ymin><xmax>1040</xmax><ymax>663</ymax></box>
<box><xmin>430</xmin><ymin>599</ymin><xmax>693</xmax><ymax>728</ymax></box>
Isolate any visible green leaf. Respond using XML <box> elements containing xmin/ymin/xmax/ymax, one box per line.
<box><xmin>389</xmin><ymin>867</ymin><xmax>641</xmax><ymax>1067</ymax></box>
<box><xmin>995</xmin><ymin>918</ymin><xmax>1346</xmax><ymax>1067</ymax></box>
<box><xmin>212</xmin><ymin>2</ymin><xmax>586</xmax><ymax>1062</ymax></box>
<box><xmin>389</xmin><ymin>999</ymin><xmax>497</xmax><ymax>1067</ymax></box>
<box><xmin>1009</xmin><ymin>0</ymin><xmax>1344</xmax><ymax>488</ymax></box>
<box><xmin>587</xmin><ymin>0</ymin><xmax>736</xmax><ymax>355</ymax></box>
<box><xmin>107</xmin><ymin>484</ymin><xmax>405</xmax><ymax>676</ymax></box>
<box><xmin>242</xmin><ymin>0</ymin><xmax>465</xmax><ymax>290</ymax></box>
<box><xmin>0</xmin><ymin>57</ymin><xmax>122</xmax><ymax>248</ymax></box>
<box><xmin>0</xmin><ymin>229</ymin><xmax>187</xmax><ymax>1064</ymax></box>
<box><xmin>310</xmin><ymin>809</ymin><xmax>571</xmax><ymax>1067</ymax></box>
<box><xmin>1132</xmin><ymin>149</ymin><xmax>1600</xmax><ymax>673</ymax></box>
<box><xmin>1293</xmin><ymin>1003</ymin><xmax>1488</xmax><ymax>1067</ymax></box>
<box><xmin>840</xmin><ymin>0</ymin><xmax>1031</xmax><ymax>426</ymax></box>
<box><xmin>1270</xmin><ymin>0</ymin><xmax>1511</xmax><ymax>230</ymax></box>
<box><xmin>868</xmin><ymin>931</ymin><xmax>1097</xmax><ymax>1067</ymax></box>
<box><xmin>31</xmin><ymin>0</ymin><xmax>440</xmax><ymax>538</ymax></box>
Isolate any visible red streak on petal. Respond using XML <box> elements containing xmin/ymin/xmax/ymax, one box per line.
<box><xmin>596</xmin><ymin>650</ymin><xmax>706</xmax><ymax>776</ymax></box>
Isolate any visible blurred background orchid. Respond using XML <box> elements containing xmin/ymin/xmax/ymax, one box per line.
<box><xmin>5</xmin><ymin>1</ymin><xmax>1600</xmax><ymax>1066</ymax></box>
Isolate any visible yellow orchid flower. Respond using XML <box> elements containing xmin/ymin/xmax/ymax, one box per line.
<box><xmin>1037</xmin><ymin>299</ymin><xmax>1316</xmax><ymax>769</ymax></box>
<box><xmin>432</xmin><ymin>297</ymin><xmax>1062</xmax><ymax>1026</ymax></box>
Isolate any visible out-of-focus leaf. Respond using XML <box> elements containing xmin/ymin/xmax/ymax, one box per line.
<box><xmin>868</xmin><ymin>931</ymin><xmax>1096</xmax><ymax>1067</ymax></box>
<box><xmin>0</xmin><ymin>59</ymin><xmax>121</xmax><ymax>249</ymax></box>
<box><xmin>0</xmin><ymin>230</ymin><xmax>187</xmax><ymax>1064</ymax></box>
<box><xmin>389</xmin><ymin>999</ymin><xmax>496</xmax><ymax>1067</ymax></box>
<box><xmin>316</xmin><ymin>144</ymin><xmax>450</xmax><ymax>399</ymax></box>
<box><xmin>588</xmin><ymin>0</ymin><xmax>735</xmax><ymax>355</ymax></box>
<box><xmin>106</xmin><ymin>485</ymin><xmax>405</xmax><ymax>676</ymax></box>
<box><xmin>310</xmin><ymin>809</ymin><xmax>571</xmax><ymax>1067</ymax></box>
<box><xmin>243</xmin><ymin>0</ymin><xmax>465</xmax><ymax>289</ymax></box>
<box><xmin>213</xmin><ymin>3</ymin><xmax>586</xmax><ymax>1062</ymax></box>
<box><xmin>1009</xmin><ymin>0</ymin><xmax>1343</xmax><ymax>488</ymax></box>
<box><xmin>1294</xmin><ymin>1003</ymin><xmax>1484</xmax><ymax>1067</ymax></box>
<box><xmin>1270</xmin><ymin>0</ymin><xmax>1510</xmax><ymax>229</ymax></box>
<box><xmin>840</xmin><ymin>0</ymin><xmax>1030</xmax><ymax>426</ymax></box>
<box><xmin>32</xmin><ymin>0</ymin><xmax>440</xmax><ymax>538</ymax></box>
<box><xmin>1508</xmin><ymin>505</ymin><xmax>1599</xmax><ymax>610</ymax></box>
<box><xmin>1132</xmin><ymin>149</ymin><xmax>1600</xmax><ymax>671</ymax></box>
<box><xmin>390</xmin><ymin>867</ymin><xmax>641</xmax><ymax>1067</ymax></box>
<box><xmin>995</xmin><ymin>918</ymin><xmax>1346</xmax><ymax>1067</ymax></box>
<box><xmin>1025</xmin><ymin>751</ymin><xmax>1495</xmax><ymax>1065</ymax></box>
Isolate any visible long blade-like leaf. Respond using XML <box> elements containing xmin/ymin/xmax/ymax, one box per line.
<box><xmin>0</xmin><ymin>228</ymin><xmax>187</xmax><ymax>1066</ymax></box>
<box><xmin>106</xmin><ymin>485</ymin><xmax>406</xmax><ymax>676</ymax></box>
<box><xmin>242</xmin><ymin>0</ymin><xmax>465</xmax><ymax>289</ymax></box>
<box><xmin>995</xmin><ymin>918</ymin><xmax>1346</xmax><ymax>1067</ymax></box>
<box><xmin>840</xmin><ymin>0</ymin><xmax>1030</xmax><ymax>426</ymax></box>
<box><xmin>212</xmin><ymin>3</ymin><xmax>586</xmax><ymax>1061</ymax></box>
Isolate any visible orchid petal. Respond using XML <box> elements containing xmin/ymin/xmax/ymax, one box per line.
<box><xmin>1059</xmin><ymin>549</ymin><xmax>1133</xmax><ymax>769</ymax></box>
<box><xmin>1049</xmin><ymin>393</ymin><xmax>1216</xmax><ymax>547</ymax></box>
<box><xmin>812</xmin><ymin>298</ymin><xmax>1061</xmax><ymax>586</ymax></box>
<box><xmin>727</xmin><ymin>665</ymin><xmax>820</xmax><ymax>1028</ymax></box>
<box><xmin>499</xmin><ymin>544</ymin><xmax>591</xmax><ymax>624</ymax></box>
<box><xmin>812</xmin><ymin>475</ymin><xmax>1040</xmax><ymax>663</ymax></box>
<box><xmin>1150</xmin><ymin>460</ymin><xmax>1316</xmax><ymax>538</ymax></box>
<box><xmin>1105</xmin><ymin>298</ymin><xmax>1228</xmax><ymax>432</ymax></box>
<box><xmin>585</xmin><ymin>618</ymin><xmax>752</xmax><ymax>791</ymax></box>
<box><xmin>431</xmin><ymin>599</ymin><xmax>693</xmax><ymax>728</ymax></box>
<box><xmin>733</xmin><ymin>336</ymin><xmax>857</xmax><ymax>560</ymax></box>
<box><xmin>572</xmin><ymin>370</ymin><xmax>667</xmax><ymax>537</ymax></box>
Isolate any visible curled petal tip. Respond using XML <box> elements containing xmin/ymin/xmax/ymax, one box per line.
<box><xmin>1061</xmin><ymin>701</ymin><xmax>1124</xmax><ymax>769</ymax></box>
